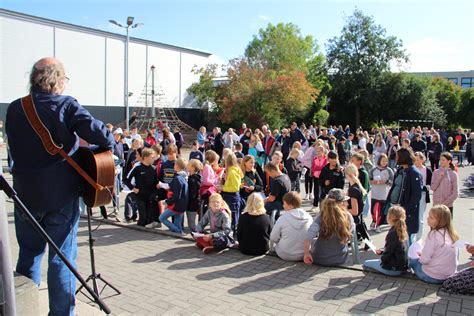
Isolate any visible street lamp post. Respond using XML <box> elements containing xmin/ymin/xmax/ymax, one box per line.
<box><xmin>109</xmin><ymin>17</ymin><xmax>143</xmax><ymax>131</ymax></box>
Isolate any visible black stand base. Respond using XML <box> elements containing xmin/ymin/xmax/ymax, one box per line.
<box><xmin>76</xmin><ymin>207</ymin><xmax>121</xmax><ymax>304</ymax></box>
<box><xmin>0</xmin><ymin>175</ymin><xmax>112</xmax><ymax>314</ymax></box>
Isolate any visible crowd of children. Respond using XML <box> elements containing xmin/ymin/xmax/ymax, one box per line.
<box><xmin>106</xmin><ymin>122</ymin><xmax>470</xmax><ymax>295</ymax></box>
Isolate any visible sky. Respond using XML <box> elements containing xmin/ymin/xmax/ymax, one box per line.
<box><xmin>2</xmin><ymin>0</ymin><xmax>473</xmax><ymax>73</ymax></box>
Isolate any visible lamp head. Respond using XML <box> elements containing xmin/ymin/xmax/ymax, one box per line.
<box><xmin>127</xmin><ymin>16</ymin><xmax>134</xmax><ymax>26</ymax></box>
<box><xmin>109</xmin><ymin>20</ymin><xmax>123</xmax><ymax>27</ymax></box>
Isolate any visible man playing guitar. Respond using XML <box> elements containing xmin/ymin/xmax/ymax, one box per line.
<box><xmin>6</xmin><ymin>57</ymin><xmax>114</xmax><ymax>315</ymax></box>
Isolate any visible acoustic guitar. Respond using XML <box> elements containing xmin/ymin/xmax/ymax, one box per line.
<box><xmin>76</xmin><ymin>147</ymin><xmax>115</xmax><ymax>208</ymax></box>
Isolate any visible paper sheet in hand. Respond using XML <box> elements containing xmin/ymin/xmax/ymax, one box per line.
<box><xmin>408</xmin><ymin>240</ymin><xmax>423</xmax><ymax>259</ymax></box>
<box><xmin>159</xmin><ymin>182</ymin><xmax>170</xmax><ymax>190</ymax></box>
<box><xmin>363</xmin><ymin>239</ymin><xmax>377</xmax><ymax>254</ymax></box>
<box><xmin>191</xmin><ymin>232</ymin><xmax>206</xmax><ymax>238</ymax></box>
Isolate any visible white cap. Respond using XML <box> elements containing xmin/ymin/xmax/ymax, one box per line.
<box><xmin>113</xmin><ymin>128</ymin><xmax>123</xmax><ymax>135</ymax></box>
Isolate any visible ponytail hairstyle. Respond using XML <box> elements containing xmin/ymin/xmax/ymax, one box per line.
<box><xmin>440</xmin><ymin>152</ymin><xmax>455</xmax><ymax>171</ymax></box>
<box><xmin>387</xmin><ymin>206</ymin><xmax>408</xmax><ymax>242</ymax></box>
<box><xmin>319</xmin><ymin>197</ymin><xmax>352</xmax><ymax>244</ymax></box>
<box><xmin>429</xmin><ymin>205</ymin><xmax>459</xmax><ymax>242</ymax></box>
<box><xmin>344</xmin><ymin>164</ymin><xmax>367</xmax><ymax>195</ymax></box>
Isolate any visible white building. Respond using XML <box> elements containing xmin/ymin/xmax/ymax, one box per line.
<box><xmin>0</xmin><ymin>9</ymin><xmax>211</xmax><ymax>126</ymax></box>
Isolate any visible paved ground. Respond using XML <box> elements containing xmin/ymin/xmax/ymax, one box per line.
<box><xmin>3</xmin><ymin>148</ymin><xmax>474</xmax><ymax>315</ymax></box>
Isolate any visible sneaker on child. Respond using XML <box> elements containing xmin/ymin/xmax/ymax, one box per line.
<box><xmin>202</xmin><ymin>246</ymin><xmax>214</xmax><ymax>254</ymax></box>
<box><xmin>145</xmin><ymin>221</ymin><xmax>161</xmax><ymax>229</ymax></box>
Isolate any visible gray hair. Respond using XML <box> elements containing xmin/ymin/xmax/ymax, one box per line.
<box><xmin>29</xmin><ymin>61</ymin><xmax>66</xmax><ymax>94</ymax></box>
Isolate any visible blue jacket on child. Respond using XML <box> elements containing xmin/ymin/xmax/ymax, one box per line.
<box><xmin>166</xmin><ymin>170</ymin><xmax>188</xmax><ymax>213</ymax></box>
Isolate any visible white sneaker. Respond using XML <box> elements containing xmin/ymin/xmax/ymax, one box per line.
<box><xmin>309</xmin><ymin>194</ymin><xmax>313</xmax><ymax>200</ymax></box>
<box><xmin>145</xmin><ymin>221</ymin><xmax>161</xmax><ymax>229</ymax></box>
<box><xmin>305</xmin><ymin>194</ymin><xmax>309</xmax><ymax>200</ymax></box>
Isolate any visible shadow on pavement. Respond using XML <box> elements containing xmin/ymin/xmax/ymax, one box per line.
<box><xmin>313</xmin><ymin>272</ymin><xmax>440</xmax><ymax>314</ymax></box>
<box><xmin>226</xmin><ymin>263</ymin><xmax>324</xmax><ymax>295</ymax></box>
<box><xmin>132</xmin><ymin>245</ymin><xmax>201</xmax><ymax>264</ymax></box>
<box><xmin>195</xmin><ymin>256</ymin><xmax>292</xmax><ymax>281</ymax></box>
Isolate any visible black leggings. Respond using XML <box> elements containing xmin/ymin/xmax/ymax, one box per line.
<box><xmin>304</xmin><ymin>168</ymin><xmax>313</xmax><ymax>194</ymax></box>
<box><xmin>313</xmin><ymin>178</ymin><xmax>321</xmax><ymax>207</ymax></box>
<box><xmin>430</xmin><ymin>158</ymin><xmax>439</xmax><ymax>170</ymax></box>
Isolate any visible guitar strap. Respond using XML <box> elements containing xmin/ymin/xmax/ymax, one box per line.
<box><xmin>21</xmin><ymin>95</ymin><xmax>104</xmax><ymax>191</ymax></box>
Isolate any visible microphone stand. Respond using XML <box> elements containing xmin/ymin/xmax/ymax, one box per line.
<box><xmin>76</xmin><ymin>206</ymin><xmax>121</xmax><ymax>299</ymax></box>
<box><xmin>0</xmin><ymin>175</ymin><xmax>112</xmax><ymax>314</ymax></box>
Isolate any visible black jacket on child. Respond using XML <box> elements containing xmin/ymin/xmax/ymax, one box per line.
<box><xmin>125</xmin><ymin>164</ymin><xmax>157</xmax><ymax>200</ymax></box>
<box><xmin>285</xmin><ymin>157</ymin><xmax>302</xmax><ymax>182</ymax></box>
<box><xmin>319</xmin><ymin>164</ymin><xmax>345</xmax><ymax>198</ymax></box>
<box><xmin>381</xmin><ymin>227</ymin><xmax>408</xmax><ymax>271</ymax></box>
<box><xmin>241</xmin><ymin>170</ymin><xmax>263</xmax><ymax>200</ymax></box>
<box><xmin>187</xmin><ymin>173</ymin><xmax>202</xmax><ymax>212</ymax></box>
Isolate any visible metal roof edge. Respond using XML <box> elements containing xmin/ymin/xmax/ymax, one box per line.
<box><xmin>0</xmin><ymin>8</ymin><xmax>212</xmax><ymax>57</ymax></box>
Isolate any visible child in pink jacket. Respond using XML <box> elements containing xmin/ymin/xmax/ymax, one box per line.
<box><xmin>311</xmin><ymin>146</ymin><xmax>327</xmax><ymax>207</ymax></box>
<box><xmin>409</xmin><ymin>205</ymin><xmax>459</xmax><ymax>284</ymax></box>
<box><xmin>431</xmin><ymin>152</ymin><xmax>458</xmax><ymax>217</ymax></box>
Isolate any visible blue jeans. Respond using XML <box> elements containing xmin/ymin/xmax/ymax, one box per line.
<box><xmin>159</xmin><ymin>209</ymin><xmax>184</xmax><ymax>233</ymax></box>
<box><xmin>222</xmin><ymin>192</ymin><xmax>241</xmax><ymax>231</ymax></box>
<box><xmin>362</xmin><ymin>195</ymin><xmax>370</xmax><ymax>217</ymax></box>
<box><xmin>363</xmin><ymin>259</ymin><xmax>403</xmax><ymax>276</ymax></box>
<box><xmin>265</xmin><ymin>200</ymin><xmax>283</xmax><ymax>214</ymax></box>
<box><xmin>409</xmin><ymin>258</ymin><xmax>444</xmax><ymax>284</ymax></box>
<box><xmin>15</xmin><ymin>197</ymin><xmax>80</xmax><ymax>316</ymax></box>
<box><xmin>389</xmin><ymin>159</ymin><xmax>396</xmax><ymax>169</ymax></box>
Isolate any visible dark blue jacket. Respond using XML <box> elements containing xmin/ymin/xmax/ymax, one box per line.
<box><xmin>289</xmin><ymin>128</ymin><xmax>306</xmax><ymax>147</ymax></box>
<box><xmin>166</xmin><ymin>171</ymin><xmax>189</xmax><ymax>213</ymax></box>
<box><xmin>6</xmin><ymin>90</ymin><xmax>114</xmax><ymax>211</ymax></box>
<box><xmin>387</xmin><ymin>166</ymin><xmax>423</xmax><ymax>234</ymax></box>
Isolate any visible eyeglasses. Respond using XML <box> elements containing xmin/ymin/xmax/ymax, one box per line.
<box><xmin>65</xmin><ymin>76</ymin><xmax>70</xmax><ymax>82</ymax></box>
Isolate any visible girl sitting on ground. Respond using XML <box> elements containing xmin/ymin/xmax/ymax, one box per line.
<box><xmin>303</xmin><ymin>188</ymin><xmax>354</xmax><ymax>266</ymax></box>
<box><xmin>237</xmin><ymin>193</ymin><xmax>272</xmax><ymax>256</ymax></box>
<box><xmin>192</xmin><ymin>193</ymin><xmax>233</xmax><ymax>254</ymax></box>
<box><xmin>362</xmin><ymin>205</ymin><xmax>409</xmax><ymax>276</ymax></box>
<box><xmin>409</xmin><ymin>205</ymin><xmax>459</xmax><ymax>284</ymax></box>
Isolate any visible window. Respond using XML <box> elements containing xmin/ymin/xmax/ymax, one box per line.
<box><xmin>446</xmin><ymin>77</ymin><xmax>458</xmax><ymax>85</ymax></box>
<box><xmin>461</xmin><ymin>77</ymin><xmax>474</xmax><ymax>89</ymax></box>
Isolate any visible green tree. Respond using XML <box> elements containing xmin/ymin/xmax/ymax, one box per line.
<box><xmin>372</xmin><ymin>73</ymin><xmax>446</xmax><ymax>126</ymax></box>
<box><xmin>245</xmin><ymin>23</ymin><xmax>315</xmax><ymax>72</ymax></box>
<box><xmin>458</xmin><ymin>88</ymin><xmax>474</xmax><ymax>129</ymax></box>
<box><xmin>430</xmin><ymin>77</ymin><xmax>462</xmax><ymax>126</ymax></box>
<box><xmin>186</xmin><ymin>64</ymin><xmax>219</xmax><ymax>106</ymax></box>
<box><xmin>326</xmin><ymin>9</ymin><xmax>408</xmax><ymax>127</ymax></box>
<box><xmin>214</xmin><ymin>59</ymin><xmax>317</xmax><ymax>128</ymax></box>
